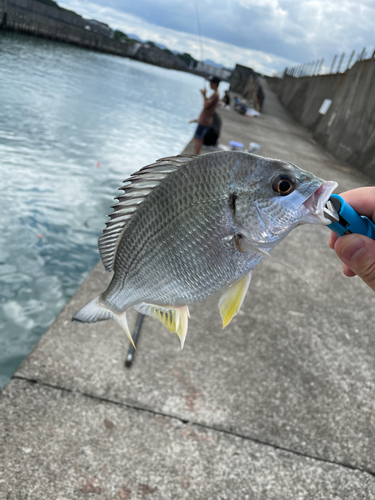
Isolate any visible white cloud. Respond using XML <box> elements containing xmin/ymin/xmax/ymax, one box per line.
<box><xmin>58</xmin><ymin>0</ymin><xmax>299</xmax><ymax>74</ymax></box>
<box><xmin>58</xmin><ymin>0</ymin><xmax>375</xmax><ymax>75</ymax></box>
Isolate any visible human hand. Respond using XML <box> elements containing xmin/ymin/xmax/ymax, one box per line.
<box><xmin>329</xmin><ymin>187</ymin><xmax>375</xmax><ymax>291</ymax></box>
<box><xmin>189</xmin><ymin>119</ymin><xmax>197</xmax><ymax>124</ymax></box>
<box><xmin>200</xmin><ymin>88</ymin><xmax>206</xmax><ymax>96</ymax></box>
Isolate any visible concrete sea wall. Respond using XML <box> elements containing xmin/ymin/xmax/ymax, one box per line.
<box><xmin>273</xmin><ymin>59</ymin><xmax>375</xmax><ymax>178</ymax></box>
<box><xmin>0</xmin><ymin>0</ymin><xmax>140</xmax><ymax>57</ymax></box>
<box><xmin>0</xmin><ymin>0</ymin><xmax>188</xmax><ymax>70</ymax></box>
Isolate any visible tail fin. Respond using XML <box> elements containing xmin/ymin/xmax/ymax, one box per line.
<box><xmin>72</xmin><ymin>295</ymin><xmax>135</xmax><ymax>348</ymax></box>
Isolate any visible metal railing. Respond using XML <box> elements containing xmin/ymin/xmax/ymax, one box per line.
<box><xmin>283</xmin><ymin>47</ymin><xmax>375</xmax><ymax>77</ymax></box>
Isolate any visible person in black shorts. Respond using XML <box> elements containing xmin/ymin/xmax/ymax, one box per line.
<box><xmin>190</xmin><ymin>76</ymin><xmax>220</xmax><ymax>154</ymax></box>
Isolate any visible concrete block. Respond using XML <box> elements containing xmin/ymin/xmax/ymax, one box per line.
<box><xmin>1</xmin><ymin>378</ymin><xmax>374</xmax><ymax>499</ymax></box>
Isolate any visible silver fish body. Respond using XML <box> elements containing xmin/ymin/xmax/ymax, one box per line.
<box><xmin>73</xmin><ymin>151</ymin><xmax>337</xmax><ymax>347</ymax></box>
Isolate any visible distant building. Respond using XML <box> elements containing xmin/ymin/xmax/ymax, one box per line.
<box><xmin>195</xmin><ymin>61</ymin><xmax>232</xmax><ymax>81</ymax></box>
<box><xmin>230</xmin><ymin>64</ymin><xmax>256</xmax><ymax>94</ymax></box>
<box><xmin>230</xmin><ymin>64</ymin><xmax>265</xmax><ymax>112</ymax></box>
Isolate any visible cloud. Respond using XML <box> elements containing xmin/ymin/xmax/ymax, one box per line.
<box><xmin>58</xmin><ymin>0</ymin><xmax>375</xmax><ymax>75</ymax></box>
<box><xmin>58</xmin><ymin>0</ymin><xmax>300</xmax><ymax>74</ymax></box>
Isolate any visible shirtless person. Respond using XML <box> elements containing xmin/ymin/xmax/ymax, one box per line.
<box><xmin>191</xmin><ymin>76</ymin><xmax>220</xmax><ymax>155</ymax></box>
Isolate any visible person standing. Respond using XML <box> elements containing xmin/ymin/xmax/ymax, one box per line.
<box><xmin>191</xmin><ymin>76</ymin><xmax>220</xmax><ymax>155</ymax></box>
<box><xmin>221</xmin><ymin>90</ymin><xmax>230</xmax><ymax>107</ymax></box>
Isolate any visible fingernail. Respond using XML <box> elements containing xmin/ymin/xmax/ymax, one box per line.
<box><xmin>340</xmin><ymin>235</ymin><xmax>366</xmax><ymax>261</ymax></box>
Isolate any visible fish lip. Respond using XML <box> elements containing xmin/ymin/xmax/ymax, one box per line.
<box><xmin>301</xmin><ymin>180</ymin><xmax>338</xmax><ymax>224</ymax></box>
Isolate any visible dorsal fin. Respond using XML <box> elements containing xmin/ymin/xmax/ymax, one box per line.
<box><xmin>98</xmin><ymin>154</ymin><xmax>197</xmax><ymax>272</ymax></box>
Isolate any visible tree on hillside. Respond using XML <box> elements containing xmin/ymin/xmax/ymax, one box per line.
<box><xmin>114</xmin><ymin>30</ymin><xmax>136</xmax><ymax>44</ymax></box>
<box><xmin>34</xmin><ymin>0</ymin><xmax>78</xmax><ymax>15</ymax></box>
<box><xmin>114</xmin><ymin>30</ymin><xmax>128</xmax><ymax>41</ymax></box>
<box><xmin>163</xmin><ymin>48</ymin><xmax>174</xmax><ymax>56</ymax></box>
<box><xmin>177</xmin><ymin>53</ymin><xmax>197</xmax><ymax>67</ymax></box>
<box><xmin>34</xmin><ymin>0</ymin><xmax>60</xmax><ymax>7</ymax></box>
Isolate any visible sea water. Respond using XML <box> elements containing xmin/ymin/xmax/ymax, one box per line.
<box><xmin>0</xmin><ymin>32</ymin><xmax>227</xmax><ymax>388</ymax></box>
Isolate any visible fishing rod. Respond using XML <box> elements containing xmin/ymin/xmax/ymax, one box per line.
<box><xmin>194</xmin><ymin>0</ymin><xmax>207</xmax><ymax>88</ymax></box>
<box><xmin>125</xmin><ymin>2</ymin><xmax>207</xmax><ymax>369</ymax></box>
<box><xmin>125</xmin><ymin>312</ymin><xmax>144</xmax><ymax>368</ymax></box>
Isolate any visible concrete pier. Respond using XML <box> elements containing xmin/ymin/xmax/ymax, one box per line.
<box><xmin>2</xmin><ymin>80</ymin><xmax>375</xmax><ymax>499</ymax></box>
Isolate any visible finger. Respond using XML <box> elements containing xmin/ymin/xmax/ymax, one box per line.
<box><xmin>339</xmin><ymin>187</ymin><xmax>375</xmax><ymax>221</ymax></box>
<box><xmin>328</xmin><ymin>231</ymin><xmax>338</xmax><ymax>249</ymax></box>
<box><xmin>342</xmin><ymin>263</ymin><xmax>356</xmax><ymax>277</ymax></box>
<box><xmin>334</xmin><ymin>233</ymin><xmax>375</xmax><ymax>291</ymax></box>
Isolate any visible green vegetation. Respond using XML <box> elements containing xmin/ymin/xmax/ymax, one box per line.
<box><xmin>34</xmin><ymin>0</ymin><xmax>60</xmax><ymax>7</ymax></box>
<box><xmin>34</xmin><ymin>0</ymin><xmax>79</xmax><ymax>16</ymax></box>
<box><xmin>162</xmin><ymin>48</ymin><xmax>174</xmax><ymax>56</ymax></box>
<box><xmin>31</xmin><ymin>0</ymin><xmax>198</xmax><ymax>67</ymax></box>
<box><xmin>177</xmin><ymin>52</ymin><xmax>198</xmax><ymax>68</ymax></box>
<box><xmin>114</xmin><ymin>30</ymin><xmax>127</xmax><ymax>40</ymax></box>
<box><xmin>114</xmin><ymin>30</ymin><xmax>135</xmax><ymax>44</ymax></box>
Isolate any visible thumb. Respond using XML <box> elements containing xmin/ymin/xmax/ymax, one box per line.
<box><xmin>334</xmin><ymin>234</ymin><xmax>375</xmax><ymax>291</ymax></box>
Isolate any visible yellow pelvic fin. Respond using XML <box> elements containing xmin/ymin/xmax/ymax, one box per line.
<box><xmin>134</xmin><ymin>303</ymin><xmax>190</xmax><ymax>350</ymax></box>
<box><xmin>218</xmin><ymin>272</ymin><xmax>252</xmax><ymax>328</ymax></box>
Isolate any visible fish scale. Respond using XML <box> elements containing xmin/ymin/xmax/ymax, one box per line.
<box><xmin>109</xmin><ymin>200</ymin><xmax>238</xmax><ymax>308</ymax></box>
<box><xmin>107</xmin><ymin>159</ymin><xmax>234</xmax><ymax>307</ymax></box>
<box><xmin>73</xmin><ymin>151</ymin><xmax>337</xmax><ymax>349</ymax></box>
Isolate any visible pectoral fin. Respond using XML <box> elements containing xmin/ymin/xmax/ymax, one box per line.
<box><xmin>134</xmin><ymin>303</ymin><xmax>190</xmax><ymax>349</ymax></box>
<box><xmin>218</xmin><ymin>272</ymin><xmax>252</xmax><ymax>328</ymax></box>
<box><xmin>234</xmin><ymin>233</ymin><xmax>270</xmax><ymax>257</ymax></box>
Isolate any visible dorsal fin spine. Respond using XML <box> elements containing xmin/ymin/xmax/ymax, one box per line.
<box><xmin>98</xmin><ymin>154</ymin><xmax>197</xmax><ymax>272</ymax></box>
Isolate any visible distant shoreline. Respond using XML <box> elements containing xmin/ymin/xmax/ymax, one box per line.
<box><xmin>0</xmin><ymin>0</ymin><xmax>231</xmax><ymax>81</ymax></box>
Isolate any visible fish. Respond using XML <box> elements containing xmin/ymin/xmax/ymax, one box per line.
<box><xmin>73</xmin><ymin>151</ymin><xmax>337</xmax><ymax>348</ymax></box>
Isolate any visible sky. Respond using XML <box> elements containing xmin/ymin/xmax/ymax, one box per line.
<box><xmin>58</xmin><ymin>0</ymin><xmax>375</xmax><ymax>75</ymax></box>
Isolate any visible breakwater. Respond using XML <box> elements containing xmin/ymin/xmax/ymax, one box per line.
<box><xmin>0</xmin><ymin>0</ymin><xmax>188</xmax><ymax>71</ymax></box>
<box><xmin>0</xmin><ymin>0</ymin><xmax>232</xmax><ymax>79</ymax></box>
<box><xmin>272</xmin><ymin>58</ymin><xmax>375</xmax><ymax>178</ymax></box>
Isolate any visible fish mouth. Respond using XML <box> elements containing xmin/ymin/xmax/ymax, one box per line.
<box><xmin>301</xmin><ymin>180</ymin><xmax>338</xmax><ymax>224</ymax></box>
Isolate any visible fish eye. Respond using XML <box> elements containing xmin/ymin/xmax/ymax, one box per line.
<box><xmin>271</xmin><ymin>173</ymin><xmax>296</xmax><ymax>196</ymax></box>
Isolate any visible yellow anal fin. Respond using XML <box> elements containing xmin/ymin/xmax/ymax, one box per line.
<box><xmin>218</xmin><ymin>272</ymin><xmax>252</xmax><ymax>328</ymax></box>
<box><xmin>134</xmin><ymin>303</ymin><xmax>190</xmax><ymax>349</ymax></box>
